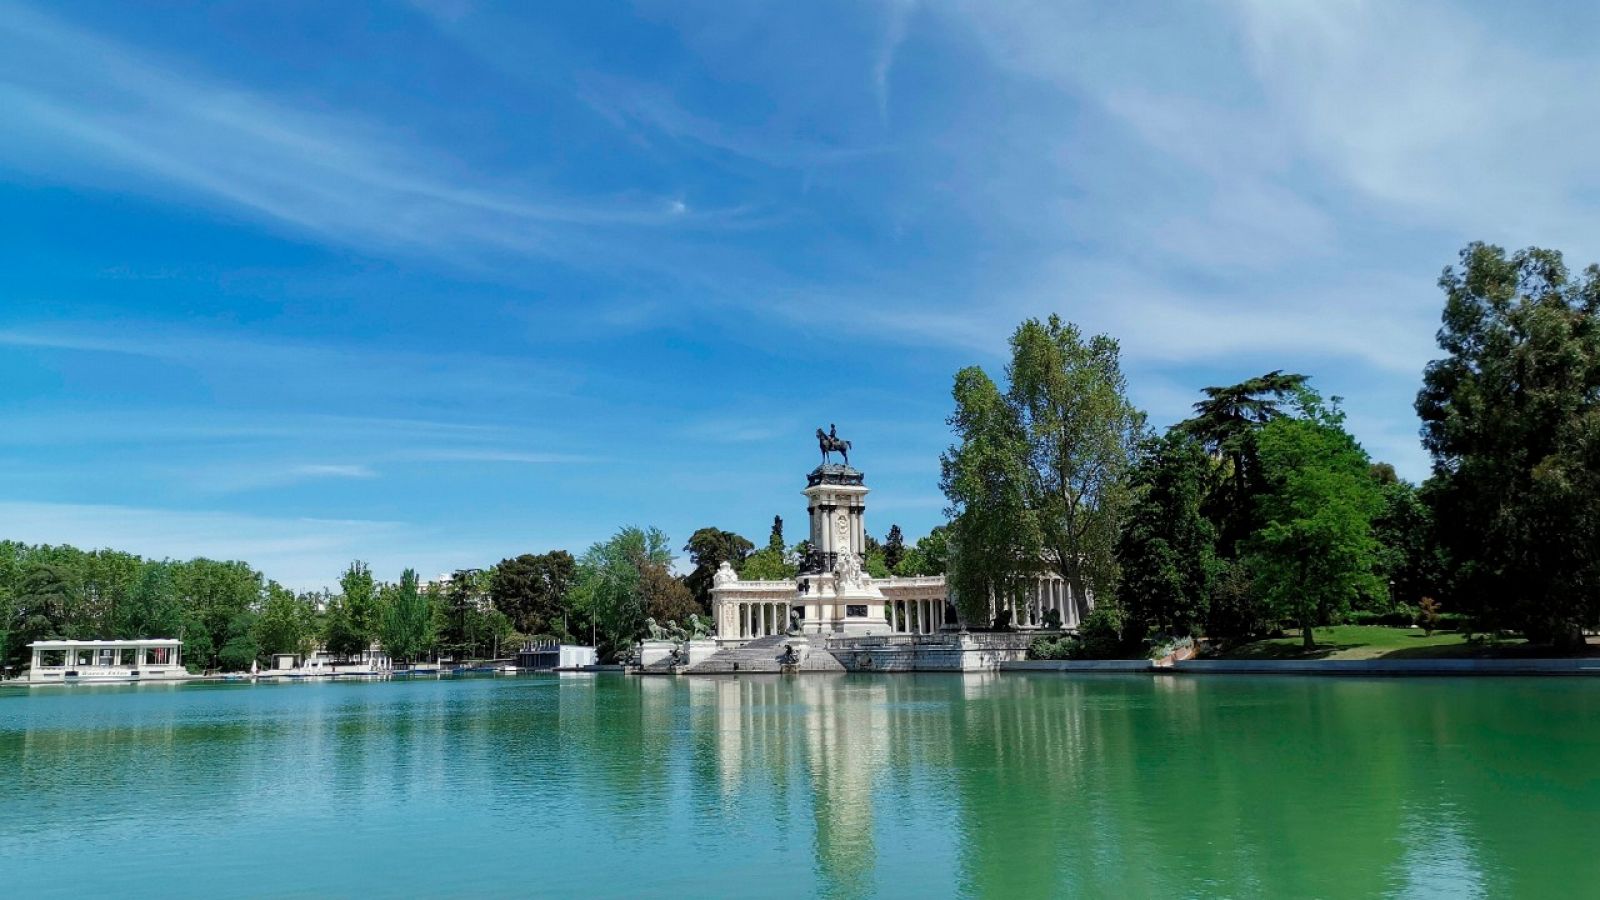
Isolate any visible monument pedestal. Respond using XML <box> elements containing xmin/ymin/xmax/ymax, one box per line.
<box><xmin>797</xmin><ymin>463</ymin><xmax>891</xmax><ymax>636</ymax></box>
<box><xmin>638</xmin><ymin>640</ymin><xmax>678</xmax><ymax>668</ymax></box>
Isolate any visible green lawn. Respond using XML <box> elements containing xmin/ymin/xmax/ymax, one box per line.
<box><xmin>1219</xmin><ymin>625</ymin><xmax>1541</xmax><ymax>660</ymax></box>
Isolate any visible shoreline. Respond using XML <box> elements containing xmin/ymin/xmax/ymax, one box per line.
<box><xmin>1006</xmin><ymin>657</ymin><xmax>1600</xmax><ymax>676</ymax></box>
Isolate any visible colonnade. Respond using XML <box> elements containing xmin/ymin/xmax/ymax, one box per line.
<box><xmin>1012</xmin><ymin>575</ymin><xmax>1076</xmax><ymax>629</ymax></box>
<box><xmin>734</xmin><ymin>601</ymin><xmax>792</xmax><ymax>639</ymax></box>
<box><xmin>887</xmin><ymin>597</ymin><xmax>947</xmax><ymax>634</ymax></box>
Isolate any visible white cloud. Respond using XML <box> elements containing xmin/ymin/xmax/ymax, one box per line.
<box><xmin>0</xmin><ymin>6</ymin><xmax>749</xmax><ymax>272</ymax></box>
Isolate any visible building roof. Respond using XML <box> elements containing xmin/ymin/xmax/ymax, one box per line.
<box><xmin>27</xmin><ymin>639</ymin><xmax>183</xmax><ymax>648</ymax></box>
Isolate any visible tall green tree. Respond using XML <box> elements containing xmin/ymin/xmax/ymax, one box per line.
<box><xmin>1116</xmin><ymin>432</ymin><xmax>1217</xmax><ymax>638</ymax></box>
<box><xmin>1244</xmin><ymin>396</ymin><xmax>1384</xmax><ymax>648</ymax></box>
<box><xmin>1416</xmin><ymin>243</ymin><xmax>1600</xmax><ymax>646</ymax></box>
<box><xmin>941</xmin><ymin>365</ymin><xmax>1039</xmax><ymax>625</ymax></box>
<box><xmin>1179</xmin><ymin>370</ymin><xmax>1309</xmax><ymax>555</ymax></box>
<box><xmin>339</xmin><ymin>561</ymin><xmax>378</xmax><ymax>651</ymax></box>
<box><xmin>882</xmin><ymin>525</ymin><xmax>906</xmax><ymax>572</ymax></box>
<box><xmin>378</xmin><ymin>569</ymin><xmax>435</xmax><ymax>664</ymax></box>
<box><xmin>574</xmin><ymin>526</ymin><xmax>674</xmax><ymax>658</ymax></box>
<box><xmin>437</xmin><ymin>568</ymin><xmax>490</xmax><ymax>661</ymax></box>
<box><xmin>1007</xmin><ymin>316</ymin><xmax>1147</xmax><ymax>604</ymax></box>
<box><xmin>942</xmin><ymin>317</ymin><xmax>1146</xmax><ymax>626</ymax></box>
<box><xmin>173</xmin><ymin>558</ymin><xmax>263</xmax><ymax>670</ymax></box>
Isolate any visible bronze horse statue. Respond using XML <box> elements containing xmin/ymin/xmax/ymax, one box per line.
<box><xmin>817</xmin><ymin>425</ymin><xmax>851</xmax><ymax>466</ymax></box>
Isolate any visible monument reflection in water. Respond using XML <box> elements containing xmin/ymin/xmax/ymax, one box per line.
<box><xmin>2</xmin><ymin>674</ymin><xmax>1596</xmax><ymax>897</ymax></box>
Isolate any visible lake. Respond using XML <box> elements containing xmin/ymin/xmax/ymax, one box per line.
<box><xmin>2</xmin><ymin>673</ymin><xmax>1596</xmax><ymax>897</ymax></box>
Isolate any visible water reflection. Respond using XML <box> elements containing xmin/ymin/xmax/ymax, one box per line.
<box><xmin>2</xmin><ymin>675</ymin><xmax>1598</xmax><ymax>897</ymax></box>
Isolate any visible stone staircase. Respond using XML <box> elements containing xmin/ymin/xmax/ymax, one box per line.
<box><xmin>682</xmin><ymin>634</ymin><xmax>846</xmax><ymax>675</ymax></box>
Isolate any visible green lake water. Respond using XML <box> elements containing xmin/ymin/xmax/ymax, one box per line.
<box><xmin>2</xmin><ymin>673</ymin><xmax>1597</xmax><ymax>898</ymax></box>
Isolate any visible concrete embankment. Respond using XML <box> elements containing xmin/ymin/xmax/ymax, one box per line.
<box><xmin>1001</xmin><ymin>657</ymin><xmax>1600</xmax><ymax>676</ymax></box>
<box><xmin>1003</xmin><ymin>660</ymin><xmax>1159</xmax><ymax>673</ymax></box>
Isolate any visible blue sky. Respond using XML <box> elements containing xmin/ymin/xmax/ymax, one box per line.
<box><xmin>4</xmin><ymin>1</ymin><xmax>1598</xmax><ymax>589</ymax></box>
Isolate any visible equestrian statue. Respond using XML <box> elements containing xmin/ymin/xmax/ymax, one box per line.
<box><xmin>816</xmin><ymin>423</ymin><xmax>852</xmax><ymax>466</ymax></box>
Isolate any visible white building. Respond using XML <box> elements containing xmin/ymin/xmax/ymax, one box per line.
<box><xmin>25</xmin><ymin>639</ymin><xmax>187</xmax><ymax>684</ymax></box>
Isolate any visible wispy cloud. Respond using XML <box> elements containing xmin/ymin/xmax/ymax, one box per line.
<box><xmin>399</xmin><ymin>449</ymin><xmax>594</xmax><ymax>465</ymax></box>
<box><xmin>577</xmin><ymin>75</ymin><xmax>890</xmax><ymax>171</ymax></box>
<box><xmin>0</xmin><ymin>323</ymin><xmax>579</xmax><ymax>406</ymax></box>
<box><xmin>181</xmin><ymin>462</ymin><xmax>380</xmax><ymax>495</ymax></box>
<box><xmin>0</xmin><ymin>6</ymin><xmax>751</xmax><ymax>271</ymax></box>
<box><xmin>874</xmin><ymin>1</ymin><xmax>916</xmax><ymax>124</ymax></box>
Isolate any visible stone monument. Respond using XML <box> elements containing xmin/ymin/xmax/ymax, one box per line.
<box><xmin>793</xmin><ymin>426</ymin><xmax>891</xmax><ymax>636</ymax></box>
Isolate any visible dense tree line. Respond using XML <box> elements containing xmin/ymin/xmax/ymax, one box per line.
<box><xmin>1</xmin><ymin>513</ymin><xmax>950</xmax><ymax>670</ymax></box>
<box><xmin>946</xmin><ymin>242</ymin><xmax>1600</xmax><ymax>653</ymax></box>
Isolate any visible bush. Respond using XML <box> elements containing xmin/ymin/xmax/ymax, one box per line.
<box><xmin>1025</xmin><ymin>605</ymin><xmax>1144</xmax><ymax>660</ymax></box>
<box><xmin>1147</xmin><ymin>634</ymin><xmax>1194</xmax><ymax>661</ymax></box>
<box><xmin>1348</xmin><ymin>607</ymin><xmax>1419</xmax><ymax>628</ymax></box>
<box><xmin>1416</xmin><ymin>596</ymin><xmax>1441</xmax><ymax>635</ymax></box>
<box><xmin>1028</xmin><ymin>636</ymin><xmax>1074</xmax><ymax>660</ymax></box>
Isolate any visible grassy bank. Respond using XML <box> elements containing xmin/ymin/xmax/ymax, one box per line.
<box><xmin>1218</xmin><ymin>625</ymin><xmax>1544</xmax><ymax>661</ymax></box>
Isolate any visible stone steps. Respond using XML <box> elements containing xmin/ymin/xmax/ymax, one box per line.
<box><xmin>683</xmin><ymin>634</ymin><xmax>845</xmax><ymax>675</ymax></box>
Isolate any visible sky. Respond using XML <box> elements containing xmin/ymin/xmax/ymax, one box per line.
<box><xmin>4</xmin><ymin>0</ymin><xmax>1600</xmax><ymax>590</ymax></box>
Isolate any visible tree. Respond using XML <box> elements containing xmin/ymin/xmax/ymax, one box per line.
<box><xmin>117</xmin><ymin>561</ymin><xmax>183</xmax><ymax>639</ymax></box>
<box><xmin>321</xmin><ymin>595</ymin><xmax>364</xmax><ymax>659</ymax></box>
<box><xmin>254</xmin><ymin>582</ymin><xmax>313</xmax><ymax>657</ymax></box>
<box><xmin>216</xmin><ymin>611</ymin><xmax>261</xmax><ymax>671</ymax></box>
<box><xmin>742</xmin><ymin>551</ymin><xmax>797</xmax><ymax>582</ymax></box>
<box><xmin>682</xmin><ymin>528</ymin><xmax>754</xmax><ymax>611</ymax></box>
<box><xmin>8</xmin><ymin>562</ymin><xmax>75</xmax><ymax>668</ymax></box>
<box><xmin>379</xmin><ymin>569</ymin><xmax>435</xmax><ymax>664</ymax></box>
<box><xmin>736</xmin><ymin>515</ymin><xmax>799</xmax><ymax>581</ymax></box>
<box><xmin>1243</xmin><ymin>396</ymin><xmax>1384</xmax><ymax>648</ymax></box>
<box><xmin>640</xmin><ymin>563</ymin><xmax>699</xmax><ymax>625</ymax></box>
<box><xmin>490</xmin><ymin>551</ymin><xmax>576</xmax><ymax>637</ymax></box>
<box><xmin>1179</xmin><ymin>371</ymin><xmax>1309</xmax><ymax>555</ymax></box>
<box><xmin>883</xmin><ymin>525</ymin><xmax>906</xmax><ymax>572</ymax></box>
<box><xmin>173</xmin><ymin>559</ymin><xmax>263</xmax><ymax>670</ymax></box>
<box><xmin>1368</xmin><ymin>473</ymin><xmax>1449</xmax><ymax>611</ymax></box>
<box><xmin>1007</xmin><ymin>316</ymin><xmax>1147</xmax><ymax>605</ymax></box>
<box><xmin>1116</xmin><ymin>432</ymin><xmax>1217</xmax><ymax>639</ymax></box>
<box><xmin>81</xmin><ymin>550</ymin><xmax>141</xmax><ymax>637</ymax></box>
<box><xmin>893</xmin><ymin>526</ymin><xmax>950</xmax><ymax>576</ymax></box>
<box><xmin>337</xmin><ymin>561</ymin><xmax>378</xmax><ymax>653</ymax></box>
<box><xmin>437</xmin><ymin>569</ymin><xmax>489</xmax><ymax>661</ymax></box>
<box><xmin>1416</xmin><ymin>243</ymin><xmax>1600</xmax><ymax>647</ymax></box>
<box><xmin>573</xmin><ymin>526</ymin><xmax>674</xmax><ymax>658</ymax></box>
<box><xmin>941</xmin><ymin>365</ymin><xmax>1039</xmax><ymax>625</ymax></box>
